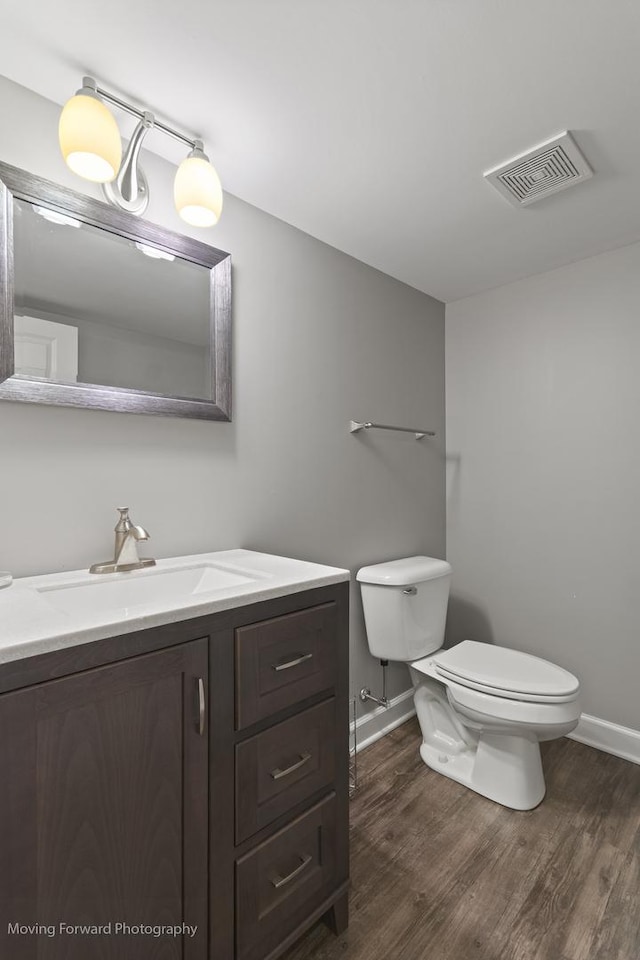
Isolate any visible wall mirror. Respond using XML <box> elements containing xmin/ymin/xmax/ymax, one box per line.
<box><xmin>0</xmin><ymin>161</ymin><xmax>231</xmax><ymax>420</ymax></box>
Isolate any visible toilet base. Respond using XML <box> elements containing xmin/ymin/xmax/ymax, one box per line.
<box><xmin>419</xmin><ymin>732</ymin><xmax>546</xmax><ymax>811</ymax></box>
<box><xmin>411</xmin><ymin>670</ymin><xmax>547</xmax><ymax>810</ymax></box>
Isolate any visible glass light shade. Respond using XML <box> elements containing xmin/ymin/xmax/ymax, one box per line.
<box><xmin>59</xmin><ymin>93</ymin><xmax>122</xmax><ymax>183</ymax></box>
<box><xmin>174</xmin><ymin>155</ymin><xmax>223</xmax><ymax>227</ymax></box>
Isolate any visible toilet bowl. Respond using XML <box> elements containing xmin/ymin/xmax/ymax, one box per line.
<box><xmin>357</xmin><ymin>557</ymin><xmax>581</xmax><ymax>811</ymax></box>
<box><xmin>410</xmin><ymin>641</ymin><xmax>580</xmax><ymax>809</ymax></box>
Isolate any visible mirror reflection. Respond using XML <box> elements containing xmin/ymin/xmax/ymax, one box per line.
<box><xmin>13</xmin><ymin>198</ymin><xmax>212</xmax><ymax>399</ymax></box>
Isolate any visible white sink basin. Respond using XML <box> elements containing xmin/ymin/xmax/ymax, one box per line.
<box><xmin>36</xmin><ymin>561</ymin><xmax>261</xmax><ymax>618</ymax></box>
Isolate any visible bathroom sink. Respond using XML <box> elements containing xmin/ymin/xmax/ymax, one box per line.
<box><xmin>1</xmin><ymin>549</ymin><xmax>349</xmax><ymax>663</ymax></box>
<box><xmin>35</xmin><ymin>561</ymin><xmax>262</xmax><ymax>618</ymax></box>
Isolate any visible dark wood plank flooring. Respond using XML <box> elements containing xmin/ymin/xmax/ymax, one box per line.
<box><xmin>283</xmin><ymin>717</ymin><xmax>640</xmax><ymax>960</ymax></box>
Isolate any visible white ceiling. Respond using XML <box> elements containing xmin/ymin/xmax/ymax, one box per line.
<box><xmin>1</xmin><ymin>0</ymin><xmax>639</xmax><ymax>302</ymax></box>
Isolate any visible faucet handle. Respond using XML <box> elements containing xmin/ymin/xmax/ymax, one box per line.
<box><xmin>115</xmin><ymin>507</ymin><xmax>149</xmax><ymax>541</ymax></box>
<box><xmin>115</xmin><ymin>507</ymin><xmax>131</xmax><ymax>532</ymax></box>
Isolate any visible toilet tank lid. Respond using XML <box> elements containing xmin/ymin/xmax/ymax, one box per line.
<box><xmin>357</xmin><ymin>556</ymin><xmax>452</xmax><ymax>586</ymax></box>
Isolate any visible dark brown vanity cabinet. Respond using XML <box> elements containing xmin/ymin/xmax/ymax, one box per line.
<box><xmin>0</xmin><ymin>582</ymin><xmax>349</xmax><ymax>960</ymax></box>
<box><xmin>0</xmin><ymin>639</ymin><xmax>209</xmax><ymax>960</ymax></box>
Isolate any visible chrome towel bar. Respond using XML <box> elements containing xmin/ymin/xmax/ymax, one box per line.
<box><xmin>349</xmin><ymin>420</ymin><xmax>436</xmax><ymax>440</ymax></box>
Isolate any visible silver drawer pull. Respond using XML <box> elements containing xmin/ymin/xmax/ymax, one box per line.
<box><xmin>272</xmin><ymin>652</ymin><xmax>313</xmax><ymax>672</ymax></box>
<box><xmin>270</xmin><ymin>753</ymin><xmax>311</xmax><ymax>781</ymax></box>
<box><xmin>197</xmin><ymin>677</ymin><xmax>206</xmax><ymax>736</ymax></box>
<box><xmin>271</xmin><ymin>854</ymin><xmax>313</xmax><ymax>890</ymax></box>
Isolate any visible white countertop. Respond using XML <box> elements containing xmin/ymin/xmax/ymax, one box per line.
<box><xmin>0</xmin><ymin>550</ymin><xmax>350</xmax><ymax>666</ymax></box>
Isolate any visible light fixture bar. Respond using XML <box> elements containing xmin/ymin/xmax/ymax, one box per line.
<box><xmin>92</xmin><ymin>79</ymin><xmax>198</xmax><ymax>149</ymax></box>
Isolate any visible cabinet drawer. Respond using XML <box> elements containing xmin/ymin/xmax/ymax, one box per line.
<box><xmin>236</xmin><ymin>794</ymin><xmax>337</xmax><ymax>960</ymax></box>
<box><xmin>235</xmin><ymin>602</ymin><xmax>338</xmax><ymax>729</ymax></box>
<box><xmin>235</xmin><ymin>698</ymin><xmax>336</xmax><ymax>843</ymax></box>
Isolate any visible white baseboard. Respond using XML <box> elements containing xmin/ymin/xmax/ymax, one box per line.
<box><xmin>351</xmin><ymin>688</ymin><xmax>416</xmax><ymax>754</ymax></box>
<box><xmin>568</xmin><ymin>713</ymin><xmax>640</xmax><ymax>766</ymax></box>
<box><xmin>351</xmin><ymin>697</ymin><xmax>640</xmax><ymax>769</ymax></box>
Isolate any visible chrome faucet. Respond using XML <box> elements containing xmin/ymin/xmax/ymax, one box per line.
<box><xmin>89</xmin><ymin>508</ymin><xmax>157</xmax><ymax>575</ymax></box>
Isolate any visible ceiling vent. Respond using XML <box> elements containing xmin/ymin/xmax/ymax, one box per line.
<box><xmin>484</xmin><ymin>131</ymin><xmax>592</xmax><ymax>207</ymax></box>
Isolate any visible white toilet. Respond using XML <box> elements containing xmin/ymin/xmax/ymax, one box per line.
<box><xmin>357</xmin><ymin>556</ymin><xmax>581</xmax><ymax>810</ymax></box>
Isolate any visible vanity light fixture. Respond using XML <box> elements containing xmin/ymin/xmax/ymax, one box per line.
<box><xmin>59</xmin><ymin>76</ymin><xmax>223</xmax><ymax>226</ymax></box>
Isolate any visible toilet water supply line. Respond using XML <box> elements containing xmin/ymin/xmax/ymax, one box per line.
<box><xmin>360</xmin><ymin>659</ymin><xmax>390</xmax><ymax>709</ymax></box>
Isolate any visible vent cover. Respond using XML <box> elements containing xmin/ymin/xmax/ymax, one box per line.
<box><xmin>484</xmin><ymin>132</ymin><xmax>592</xmax><ymax>207</ymax></box>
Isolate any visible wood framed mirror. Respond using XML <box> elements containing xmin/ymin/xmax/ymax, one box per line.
<box><xmin>0</xmin><ymin>161</ymin><xmax>231</xmax><ymax>420</ymax></box>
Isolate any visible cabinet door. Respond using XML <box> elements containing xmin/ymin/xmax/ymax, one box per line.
<box><xmin>0</xmin><ymin>639</ymin><xmax>208</xmax><ymax>960</ymax></box>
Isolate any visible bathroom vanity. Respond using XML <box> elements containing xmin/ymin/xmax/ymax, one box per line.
<box><xmin>0</xmin><ymin>551</ymin><xmax>350</xmax><ymax>960</ymax></box>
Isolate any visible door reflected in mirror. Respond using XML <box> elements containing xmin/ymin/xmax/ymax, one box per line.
<box><xmin>13</xmin><ymin>198</ymin><xmax>212</xmax><ymax>400</ymax></box>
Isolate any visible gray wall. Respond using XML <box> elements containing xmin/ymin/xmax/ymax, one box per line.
<box><xmin>0</xmin><ymin>75</ymin><xmax>445</xmax><ymax>706</ymax></box>
<box><xmin>446</xmin><ymin>242</ymin><xmax>640</xmax><ymax>730</ymax></box>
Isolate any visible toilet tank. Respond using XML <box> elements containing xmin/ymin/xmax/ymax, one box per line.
<box><xmin>357</xmin><ymin>556</ymin><xmax>452</xmax><ymax>662</ymax></box>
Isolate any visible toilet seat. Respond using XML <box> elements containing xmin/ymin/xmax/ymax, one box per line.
<box><xmin>431</xmin><ymin>640</ymin><xmax>579</xmax><ymax>704</ymax></box>
<box><xmin>445</xmin><ymin>677</ymin><xmax>582</xmax><ymax>727</ymax></box>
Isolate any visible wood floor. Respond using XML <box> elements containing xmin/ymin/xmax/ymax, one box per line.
<box><xmin>283</xmin><ymin>718</ymin><xmax>640</xmax><ymax>960</ymax></box>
